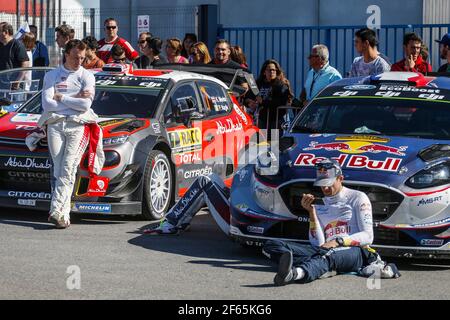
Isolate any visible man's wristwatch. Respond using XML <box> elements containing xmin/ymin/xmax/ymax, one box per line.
<box><xmin>335</xmin><ymin>237</ymin><xmax>345</xmax><ymax>247</ymax></box>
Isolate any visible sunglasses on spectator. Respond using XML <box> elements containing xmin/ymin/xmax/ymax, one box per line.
<box><xmin>105</xmin><ymin>26</ymin><xmax>117</xmax><ymax>30</ymax></box>
<box><xmin>138</xmin><ymin>40</ymin><xmax>146</xmax><ymax>44</ymax></box>
<box><xmin>308</xmin><ymin>54</ymin><xmax>319</xmax><ymax>59</ymax></box>
<box><xmin>113</xmin><ymin>57</ymin><xmax>126</xmax><ymax>62</ymax></box>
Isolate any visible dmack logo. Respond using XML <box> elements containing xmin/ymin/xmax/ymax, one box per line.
<box><xmin>295</xmin><ymin>153</ymin><xmax>402</xmax><ymax>172</ymax></box>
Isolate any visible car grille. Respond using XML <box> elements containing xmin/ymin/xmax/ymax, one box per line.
<box><xmin>0</xmin><ymin>137</ymin><xmax>47</xmax><ymax>149</ymax></box>
<box><xmin>279</xmin><ymin>182</ymin><xmax>404</xmax><ymax>222</ymax></box>
<box><xmin>0</xmin><ymin>170</ymin><xmax>51</xmax><ymax>192</ymax></box>
<box><xmin>373</xmin><ymin>226</ymin><xmax>418</xmax><ymax>246</ymax></box>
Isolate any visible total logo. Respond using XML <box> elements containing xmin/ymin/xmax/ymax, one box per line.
<box><xmin>303</xmin><ymin>136</ymin><xmax>407</xmax><ymax>156</ymax></box>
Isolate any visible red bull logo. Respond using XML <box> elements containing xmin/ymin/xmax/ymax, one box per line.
<box><xmin>356</xmin><ymin>144</ymin><xmax>407</xmax><ymax>156</ymax></box>
<box><xmin>303</xmin><ymin>136</ymin><xmax>408</xmax><ymax>156</ymax></box>
<box><xmin>295</xmin><ymin>153</ymin><xmax>402</xmax><ymax>172</ymax></box>
<box><xmin>324</xmin><ymin>220</ymin><xmax>350</xmax><ymax>239</ymax></box>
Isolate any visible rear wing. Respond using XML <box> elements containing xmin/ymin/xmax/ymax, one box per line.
<box><xmin>152</xmin><ymin>63</ymin><xmax>259</xmax><ymax>96</ymax></box>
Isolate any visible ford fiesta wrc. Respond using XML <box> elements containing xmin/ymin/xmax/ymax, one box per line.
<box><xmin>230</xmin><ymin>72</ymin><xmax>450</xmax><ymax>259</ymax></box>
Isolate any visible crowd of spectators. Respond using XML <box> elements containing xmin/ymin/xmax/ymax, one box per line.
<box><xmin>0</xmin><ymin>19</ymin><xmax>449</xmax><ymax>131</ymax></box>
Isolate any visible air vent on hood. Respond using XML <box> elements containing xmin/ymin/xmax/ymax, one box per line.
<box><xmin>418</xmin><ymin>144</ymin><xmax>450</xmax><ymax>162</ymax></box>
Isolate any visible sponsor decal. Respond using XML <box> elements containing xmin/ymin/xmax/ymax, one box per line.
<box><xmin>417</xmin><ymin>196</ymin><xmax>443</xmax><ymax>207</ymax></box>
<box><xmin>15</xmin><ymin>124</ymin><xmax>37</xmax><ymax>131</ymax></box>
<box><xmin>233</xmin><ymin>104</ymin><xmax>248</xmax><ymax>125</ymax></box>
<box><xmin>98</xmin><ymin>119</ymin><xmax>130</xmax><ymax>127</ymax></box>
<box><xmin>95</xmin><ymin>79</ymin><xmax>117</xmax><ymax>86</ymax></box>
<box><xmin>235</xmin><ymin>203</ymin><xmax>249</xmax><ymax>212</ymax></box>
<box><xmin>173</xmin><ymin>187</ymin><xmax>200</xmax><ymax>218</ymax></box>
<box><xmin>309</xmin><ymin>134</ymin><xmax>336</xmax><ymax>138</ymax></box>
<box><xmin>297</xmin><ymin>216</ymin><xmax>310</xmax><ymax>223</ymax></box>
<box><xmin>3</xmin><ymin>157</ymin><xmax>52</xmax><ymax>169</ymax></box>
<box><xmin>237</xmin><ymin>168</ymin><xmax>249</xmax><ymax>182</ymax></box>
<box><xmin>247</xmin><ymin>226</ymin><xmax>265</xmax><ymax>234</ymax></box>
<box><xmin>303</xmin><ymin>136</ymin><xmax>407</xmax><ymax>156</ymax></box>
<box><xmin>295</xmin><ymin>153</ymin><xmax>402</xmax><ymax>172</ymax></box>
<box><xmin>7</xmin><ymin>191</ymin><xmax>51</xmax><ymax>199</ymax></box>
<box><xmin>87</xmin><ymin>176</ymin><xmax>109</xmax><ymax>197</ymax></box>
<box><xmin>216</xmin><ymin>119</ymin><xmax>243</xmax><ymax>135</ymax></box>
<box><xmin>138</xmin><ymin>81</ymin><xmax>162</xmax><ymax>88</ymax></box>
<box><xmin>378</xmin><ymin>85</ymin><xmax>441</xmax><ymax>94</ymax></box>
<box><xmin>151</xmin><ymin>122</ymin><xmax>161</xmax><ymax>134</ymax></box>
<box><xmin>75</xmin><ymin>203</ymin><xmax>112</xmax><ymax>213</ymax></box>
<box><xmin>420</xmin><ymin>239</ymin><xmax>444</xmax><ymax>246</ymax></box>
<box><xmin>332</xmin><ymin>90</ymin><xmax>358</xmax><ymax>97</ymax></box>
<box><xmin>343</xmin><ymin>85</ymin><xmax>376</xmax><ymax>90</ymax></box>
<box><xmin>10</xmin><ymin>113</ymin><xmax>40</xmax><ymax>123</ymax></box>
<box><xmin>18</xmin><ymin>199</ymin><xmax>36</xmax><ymax>207</ymax></box>
<box><xmin>169</xmin><ymin>128</ymin><xmax>202</xmax><ymax>154</ymax></box>
<box><xmin>175</xmin><ymin>151</ymin><xmax>201</xmax><ymax>164</ymax></box>
<box><xmin>0</xmin><ymin>109</ymin><xmax>8</xmax><ymax>118</ymax></box>
<box><xmin>183</xmin><ymin>166</ymin><xmax>212</xmax><ymax>179</ymax></box>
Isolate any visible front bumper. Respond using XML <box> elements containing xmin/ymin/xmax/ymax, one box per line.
<box><xmin>230</xmin><ymin>166</ymin><xmax>450</xmax><ymax>259</ymax></box>
<box><xmin>0</xmin><ymin>193</ymin><xmax>143</xmax><ymax>215</ymax></box>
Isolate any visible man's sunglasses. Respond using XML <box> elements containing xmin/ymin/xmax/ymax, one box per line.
<box><xmin>138</xmin><ymin>40</ymin><xmax>146</xmax><ymax>44</ymax></box>
<box><xmin>105</xmin><ymin>26</ymin><xmax>117</xmax><ymax>30</ymax></box>
<box><xmin>113</xmin><ymin>57</ymin><xmax>126</xmax><ymax>62</ymax></box>
<box><xmin>315</xmin><ymin>162</ymin><xmax>338</xmax><ymax>170</ymax></box>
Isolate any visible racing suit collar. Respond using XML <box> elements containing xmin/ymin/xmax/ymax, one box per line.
<box><xmin>323</xmin><ymin>186</ymin><xmax>349</xmax><ymax>205</ymax></box>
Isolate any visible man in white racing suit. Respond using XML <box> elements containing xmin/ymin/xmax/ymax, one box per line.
<box><xmin>263</xmin><ymin>159</ymin><xmax>400</xmax><ymax>285</ymax></box>
<box><xmin>41</xmin><ymin>39</ymin><xmax>96</xmax><ymax>229</ymax></box>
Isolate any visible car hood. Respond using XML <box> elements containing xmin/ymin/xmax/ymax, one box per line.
<box><xmin>279</xmin><ymin>133</ymin><xmax>449</xmax><ymax>187</ymax></box>
<box><xmin>0</xmin><ymin>112</ymin><xmax>151</xmax><ymax>140</ymax></box>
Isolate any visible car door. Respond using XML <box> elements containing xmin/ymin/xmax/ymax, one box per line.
<box><xmin>163</xmin><ymin>82</ymin><xmax>209</xmax><ymax>196</ymax></box>
<box><xmin>196</xmin><ymin>80</ymin><xmax>247</xmax><ymax>185</ymax></box>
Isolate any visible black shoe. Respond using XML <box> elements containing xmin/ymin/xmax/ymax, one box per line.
<box><xmin>274</xmin><ymin>251</ymin><xmax>296</xmax><ymax>286</ymax></box>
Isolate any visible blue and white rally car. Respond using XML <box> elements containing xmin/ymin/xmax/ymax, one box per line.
<box><xmin>230</xmin><ymin>72</ymin><xmax>450</xmax><ymax>259</ymax></box>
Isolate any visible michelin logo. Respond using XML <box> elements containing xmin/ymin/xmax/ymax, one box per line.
<box><xmin>75</xmin><ymin>204</ymin><xmax>112</xmax><ymax>213</ymax></box>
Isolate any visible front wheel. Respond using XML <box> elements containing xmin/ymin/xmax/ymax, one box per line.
<box><xmin>142</xmin><ymin>150</ymin><xmax>173</xmax><ymax>220</ymax></box>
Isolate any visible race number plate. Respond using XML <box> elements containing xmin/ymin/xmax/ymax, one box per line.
<box><xmin>18</xmin><ymin>199</ymin><xmax>36</xmax><ymax>206</ymax></box>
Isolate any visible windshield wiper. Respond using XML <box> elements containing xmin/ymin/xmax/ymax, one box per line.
<box><xmin>291</xmin><ymin>126</ymin><xmax>320</xmax><ymax>133</ymax></box>
<box><xmin>103</xmin><ymin>114</ymin><xmax>137</xmax><ymax>118</ymax></box>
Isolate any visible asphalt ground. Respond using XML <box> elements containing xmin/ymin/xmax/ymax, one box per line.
<box><xmin>0</xmin><ymin>208</ymin><xmax>449</xmax><ymax>300</ymax></box>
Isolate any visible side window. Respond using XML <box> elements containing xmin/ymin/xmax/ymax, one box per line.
<box><xmin>197</xmin><ymin>81</ymin><xmax>231</xmax><ymax>117</ymax></box>
<box><xmin>164</xmin><ymin>83</ymin><xmax>199</xmax><ymax>124</ymax></box>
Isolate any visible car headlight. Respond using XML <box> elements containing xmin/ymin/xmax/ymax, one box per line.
<box><xmin>103</xmin><ymin>135</ymin><xmax>129</xmax><ymax>146</ymax></box>
<box><xmin>253</xmin><ymin>177</ymin><xmax>276</xmax><ymax>212</ymax></box>
<box><xmin>255</xmin><ymin>150</ymin><xmax>279</xmax><ymax>176</ymax></box>
<box><xmin>406</xmin><ymin>162</ymin><xmax>450</xmax><ymax>189</ymax></box>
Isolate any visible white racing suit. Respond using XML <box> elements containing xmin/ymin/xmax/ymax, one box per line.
<box><xmin>41</xmin><ymin>65</ymin><xmax>97</xmax><ymax>223</ymax></box>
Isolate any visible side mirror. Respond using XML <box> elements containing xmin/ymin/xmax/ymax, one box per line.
<box><xmin>173</xmin><ymin>96</ymin><xmax>202</xmax><ymax>127</ymax></box>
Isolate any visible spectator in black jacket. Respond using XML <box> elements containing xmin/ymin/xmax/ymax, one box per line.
<box><xmin>436</xmin><ymin>33</ymin><xmax>450</xmax><ymax>73</ymax></box>
<box><xmin>246</xmin><ymin>59</ymin><xmax>293</xmax><ymax>134</ymax></box>
<box><xmin>134</xmin><ymin>37</ymin><xmax>168</xmax><ymax>69</ymax></box>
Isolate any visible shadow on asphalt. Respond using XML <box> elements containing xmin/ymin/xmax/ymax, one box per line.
<box><xmin>0</xmin><ymin>208</ymin><xmax>135</xmax><ymax>230</ymax></box>
<box><xmin>128</xmin><ymin>214</ymin><xmax>276</xmax><ymax>273</ymax></box>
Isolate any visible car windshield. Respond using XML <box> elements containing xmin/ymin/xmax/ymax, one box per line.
<box><xmin>18</xmin><ymin>86</ymin><xmax>165</xmax><ymax>118</ymax></box>
<box><xmin>0</xmin><ymin>67</ymin><xmax>53</xmax><ymax>112</ymax></box>
<box><xmin>292</xmin><ymin>97</ymin><xmax>450</xmax><ymax>140</ymax></box>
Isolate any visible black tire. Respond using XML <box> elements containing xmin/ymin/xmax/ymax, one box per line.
<box><xmin>142</xmin><ymin>150</ymin><xmax>173</xmax><ymax>220</ymax></box>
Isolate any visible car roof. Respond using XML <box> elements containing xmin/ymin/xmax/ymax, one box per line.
<box><xmin>94</xmin><ymin>64</ymin><xmax>230</xmax><ymax>89</ymax></box>
<box><xmin>327</xmin><ymin>71</ymin><xmax>450</xmax><ymax>90</ymax></box>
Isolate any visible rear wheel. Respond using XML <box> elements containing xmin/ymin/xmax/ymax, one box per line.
<box><xmin>142</xmin><ymin>150</ymin><xmax>173</xmax><ymax>220</ymax></box>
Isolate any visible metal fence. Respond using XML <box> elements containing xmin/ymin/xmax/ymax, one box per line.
<box><xmin>219</xmin><ymin>24</ymin><xmax>450</xmax><ymax>96</ymax></box>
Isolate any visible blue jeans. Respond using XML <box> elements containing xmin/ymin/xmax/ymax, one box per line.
<box><xmin>165</xmin><ymin>174</ymin><xmax>231</xmax><ymax>235</ymax></box>
<box><xmin>263</xmin><ymin>240</ymin><xmax>366</xmax><ymax>283</ymax></box>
